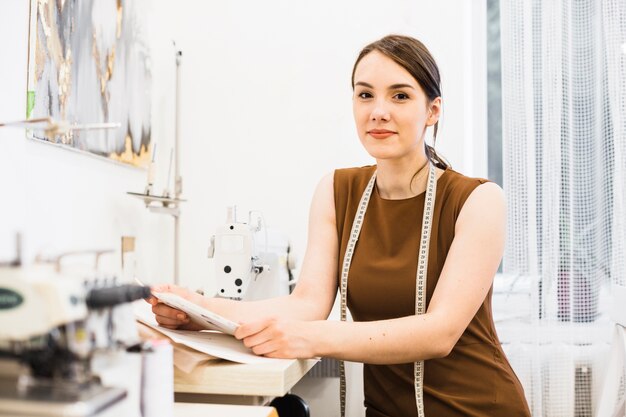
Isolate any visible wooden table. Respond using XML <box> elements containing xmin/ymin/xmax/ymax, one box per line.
<box><xmin>174</xmin><ymin>358</ymin><xmax>317</xmax><ymax>405</ymax></box>
<box><xmin>136</xmin><ymin>321</ymin><xmax>316</xmax><ymax>406</ymax></box>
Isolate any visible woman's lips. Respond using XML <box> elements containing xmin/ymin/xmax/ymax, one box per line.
<box><xmin>368</xmin><ymin>129</ymin><xmax>396</xmax><ymax>139</ymax></box>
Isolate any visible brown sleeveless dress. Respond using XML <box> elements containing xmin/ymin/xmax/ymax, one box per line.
<box><xmin>334</xmin><ymin>165</ymin><xmax>530</xmax><ymax>417</ymax></box>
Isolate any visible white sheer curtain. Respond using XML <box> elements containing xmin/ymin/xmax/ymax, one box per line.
<box><xmin>499</xmin><ymin>0</ymin><xmax>626</xmax><ymax>415</ymax></box>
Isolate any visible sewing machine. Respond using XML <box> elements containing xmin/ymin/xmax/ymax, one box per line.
<box><xmin>0</xmin><ymin>255</ymin><xmax>150</xmax><ymax>417</ymax></box>
<box><xmin>208</xmin><ymin>207</ymin><xmax>295</xmax><ymax>301</ymax></box>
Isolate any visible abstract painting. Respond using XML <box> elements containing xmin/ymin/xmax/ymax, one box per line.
<box><xmin>27</xmin><ymin>0</ymin><xmax>152</xmax><ymax>167</ymax></box>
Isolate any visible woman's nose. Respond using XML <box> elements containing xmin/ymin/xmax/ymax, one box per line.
<box><xmin>370</xmin><ymin>102</ymin><xmax>390</xmax><ymax>122</ymax></box>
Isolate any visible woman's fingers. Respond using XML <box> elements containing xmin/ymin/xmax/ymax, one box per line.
<box><xmin>249</xmin><ymin>340</ymin><xmax>278</xmax><ymax>356</ymax></box>
<box><xmin>235</xmin><ymin>319</ymin><xmax>313</xmax><ymax>359</ymax></box>
<box><xmin>235</xmin><ymin>317</ymin><xmax>276</xmax><ymax>340</ymax></box>
<box><xmin>151</xmin><ymin>301</ymin><xmax>185</xmax><ymax>318</ymax></box>
<box><xmin>145</xmin><ymin>295</ymin><xmax>159</xmax><ymax>305</ymax></box>
<box><xmin>241</xmin><ymin>328</ymin><xmax>274</xmax><ymax>350</ymax></box>
<box><xmin>147</xmin><ymin>283</ymin><xmax>214</xmax><ymax>330</ymax></box>
<box><xmin>152</xmin><ymin>303</ymin><xmax>189</xmax><ymax>324</ymax></box>
<box><xmin>235</xmin><ymin>318</ymin><xmax>289</xmax><ymax>356</ymax></box>
<box><xmin>155</xmin><ymin>312</ymin><xmax>188</xmax><ymax>325</ymax></box>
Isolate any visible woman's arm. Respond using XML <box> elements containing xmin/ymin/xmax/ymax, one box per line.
<box><xmin>236</xmin><ymin>182</ymin><xmax>506</xmax><ymax>364</ymax></box>
<box><xmin>150</xmin><ymin>172</ymin><xmax>340</xmax><ymax>329</ymax></box>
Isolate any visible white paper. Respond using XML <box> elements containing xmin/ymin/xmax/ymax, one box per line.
<box><xmin>172</xmin><ymin>344</ymin><xmax>212</xmax><ymax>373</ymax></box>
<box><xmin>133</xmin><ymin>277</ymin><xmax>238</xmax><ymax>335</ymax></box>
<box><xmin>137</xmin><ymin>321</ymin><xmax>214</xmax><ymax>373</ymax></box>
<box><xmin>152</xmin><ymin>291</ymin><xmax>239</xmax><ymax>335</ymax></box>
<box><xmin>134</xmin><ymin>302</ymin><xmax>291</xmax><ymax>365</ymax></box>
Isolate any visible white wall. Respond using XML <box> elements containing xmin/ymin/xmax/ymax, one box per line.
<box><xmin>145</xmin><ymin>0</ymin><xmax>488</xmax><ymax>295</ymax></box>
<box><xmin>1</xmin><ymin>1</ymin><xmax>487</xmax><ymax>416</ymax></box>
<box><xmin>0</xmin><ymin>0</ymin><xmax>174</xmax><ymax>280</ymax></box>
<box><xmin>146</xmin><ymin>2</ymin><xmax>487</xmax><ymax>416</ymax></box>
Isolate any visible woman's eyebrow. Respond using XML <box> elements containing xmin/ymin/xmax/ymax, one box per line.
<box><xmin>354</xmin><ymin>81</ymin><xmax>416</xmax><ymax>90</ymax></box>
<box><xmin>388</xmin><ymin>83</ymin><xmax>416</xmax><ymax>90</ymax></box>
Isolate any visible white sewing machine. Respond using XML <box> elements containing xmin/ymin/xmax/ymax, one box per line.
<box><xmin>208</xmin><ymin>207</ymin><xmax>296</xmax><ymax>301</ymax></box>
<box><xmin>0</xmin><ymin>249</ymin><xmax>150</xmax><ymax>417</ymax></box>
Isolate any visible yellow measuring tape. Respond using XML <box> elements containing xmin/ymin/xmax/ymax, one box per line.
<box><xmin>339</xmin><ymin>162</ymin><xmax>437</xmax><ymax>417</ymax></box>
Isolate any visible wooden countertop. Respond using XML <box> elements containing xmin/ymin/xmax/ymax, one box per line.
<box><xmin>175</xmin><ymin>358</ymin><xmax>318</xmax><ymax>397</ymax></box>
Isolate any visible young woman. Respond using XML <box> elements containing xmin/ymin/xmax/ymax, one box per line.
<box><xmin>149</xmin><ymin>35</ymin><xmax>531</xmax><ymax>417</ymax></box>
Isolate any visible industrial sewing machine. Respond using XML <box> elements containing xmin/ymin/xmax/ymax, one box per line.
<box><xmin>0</xmin><ymin>247</ymin><xmax>150</xmax><ymax>417</ymax></box>
<box><xmin>208</xmin><ymin>207</ymin><xmax>296</xmax><ymax>301</ymax></box>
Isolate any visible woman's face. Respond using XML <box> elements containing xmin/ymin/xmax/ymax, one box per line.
<box><xmin>352</xmin><ymin>51</ymin><xmax>440</xmax><ymax>162</ymax></box>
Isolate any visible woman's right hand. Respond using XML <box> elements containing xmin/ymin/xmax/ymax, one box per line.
<box><xmin>146</xmin><ymin>284</ymin><xmax>206</xmax><ymax>330</ymax></box>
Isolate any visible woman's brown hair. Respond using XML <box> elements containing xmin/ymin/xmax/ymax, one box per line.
<box><xmin>351</xmin><ymin>34</ymin><xmax>449</xmax><ymax>169</ymax></box>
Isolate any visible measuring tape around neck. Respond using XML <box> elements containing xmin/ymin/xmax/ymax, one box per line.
<box><xmin>339</xmin><ymin>162</ymin><xmax>437</xmax><ymax>417</ymax></box>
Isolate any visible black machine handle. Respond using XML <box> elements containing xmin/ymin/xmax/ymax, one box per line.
<box><xmin>86</xmin><ymin>284</ymin><xmax>151</xmax><ymax>309</ymax></box>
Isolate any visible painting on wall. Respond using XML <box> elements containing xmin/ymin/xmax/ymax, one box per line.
<box><xmin>26</xmin><ymin>0</ymin><xmax>152</xmax><ymax>167</ymax></box>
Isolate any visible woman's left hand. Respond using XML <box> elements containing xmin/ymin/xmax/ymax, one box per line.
<box><xmin>234</xmin><ymin>317</ymin><xmax>319</xmax><ymax>359</ymax></box>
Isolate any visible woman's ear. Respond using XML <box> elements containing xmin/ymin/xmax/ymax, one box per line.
<box><xmin>426</xmin><ymin>97</ymin><xmax>442</xmax><ymax>126</ymax></box>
